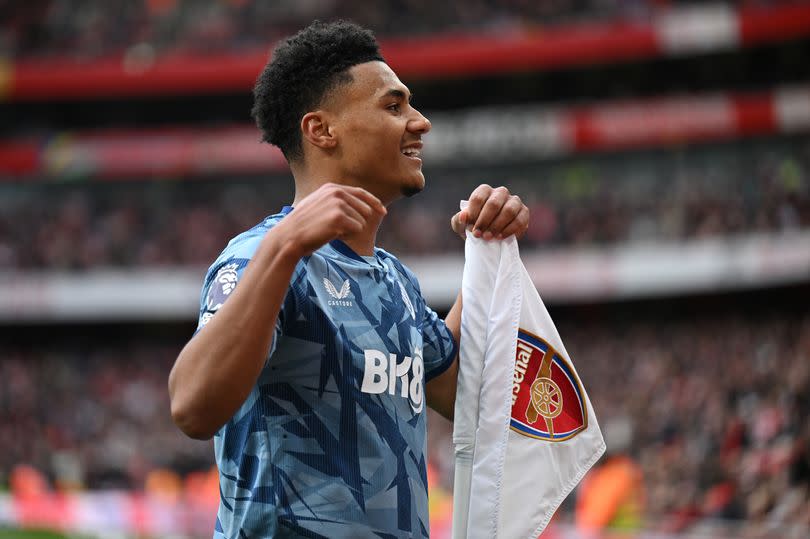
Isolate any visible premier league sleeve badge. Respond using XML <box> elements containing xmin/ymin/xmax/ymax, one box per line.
<box><xmin>206</xmin><ymin>262</ymin><xmax>240</xmax><ymax>312</ymax></box>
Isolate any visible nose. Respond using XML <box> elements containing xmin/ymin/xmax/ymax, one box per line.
<box><xmin>409</xmin><ymin>107</ymin><xmax>431</xmax><ymax>134</ymax></box>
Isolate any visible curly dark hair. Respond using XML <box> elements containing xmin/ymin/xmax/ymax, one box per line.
<box><xmin>251</xmin><ymin>20</ymin><xmax>385</xmax><ymax>162</ymax></box>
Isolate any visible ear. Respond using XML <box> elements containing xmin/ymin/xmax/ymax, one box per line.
<box><xmin>301</xmin><ymin>111</ymin><xmax>337</xmax><ymax>150</ymax></box>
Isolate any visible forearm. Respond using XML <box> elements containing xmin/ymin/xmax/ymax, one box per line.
<box><xmin>168</xmin><ymin>227</ymin><xmax>302</xmax><ymax>439</ymax></box>
<box><xmin>444</xmin><ymin>292</ymin><xmax>462</xmax><ymax>346</ymax></box>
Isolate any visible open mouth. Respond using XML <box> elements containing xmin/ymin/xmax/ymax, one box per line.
<box><xmin>401</xmin><ymin>146</ymin><xmax>422</xmax><ymax>160</ymax></box>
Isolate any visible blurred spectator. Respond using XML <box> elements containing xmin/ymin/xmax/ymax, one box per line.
<box><xmin>0</xmin><ymin>342</ymin><xmax>212</xmax><ymax>490</ymax></box>
<box><xmin>0</xmin><ymin>136</ymin><xmax>808</xmax><ymax>269</ymax></box>
<box><xmin>3</xmin><ymin>0</ymin><xmax>787</xmax><ymax>60</ymax></box>
<box><xmin>576</xmin><ymin>417</ymin><xmax>645</xmax><ymax>532</ymax></box>
<box><xmin>2</xmin><ymin>311</ymin><xmax>808</xmax><ymax>535</ymax></box>
<box><xmin>570</xmin><ymin>314</ymin><xmax>810</xmax><ymax>533</ymax></box>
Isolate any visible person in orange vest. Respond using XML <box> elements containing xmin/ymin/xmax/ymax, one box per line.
<box><xmin>576</xmin><ymin>417</ymin><xmax>645</xmax><ymax>533</ymax></box>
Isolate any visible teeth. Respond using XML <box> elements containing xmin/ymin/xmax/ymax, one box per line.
<box><xmin>402</xmin><ymin>148</ymin><xmax>420</xmax><ymax>157</ymax></box>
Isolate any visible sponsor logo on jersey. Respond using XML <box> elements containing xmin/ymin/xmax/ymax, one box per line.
<box><xmin>324</xmin><ymin>277</ymin><xmax>353</xmax><ymax>307</ymax></box>
<box><xmin>206</xmin><ymin>263</ymin><xmax>239</xmax><ymax>312</ymax></box>
<box><xmin>361</xmin><ymin>347</ymin><xmax>424</xmax><ymax>412</ymax></box>
<box><xmin>510</xmin><ymin>329</ymin><xmax>588</xmax><ymax>441</ymax></box>
<box><xmin>398</xmin><ymin>280</ymin><xmax>416</xmax><ymax>320</ymax></box>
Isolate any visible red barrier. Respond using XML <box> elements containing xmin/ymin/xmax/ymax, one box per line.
<box><xmin>1</xmin><ymin>87</ymin><xmax>808</xmax><ymax>180</ymax></box>
<box><xmin>0</xmin><ymin>141</ymin><xmax>38</xmax><ymax>175</ymax></box>
<box><xmin>739</xmin><ymin>1</ymin><xmax>810</xmax><ymax>43</ymax></box>
<box><xmin>384</xmin><ymin>22</ymin><xmax>657</xmax><ymax>80</ymax></box>
<box><xmin>4</xmin><ymin>3</ymin><xmax>810</xmax><ymax>101</ymax></box>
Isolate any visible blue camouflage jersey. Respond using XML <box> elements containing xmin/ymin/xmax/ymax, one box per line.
<box><xmin>196</xmin><ymin>207</ymin><xmax>457</xmax><ymax>539</ymax></box>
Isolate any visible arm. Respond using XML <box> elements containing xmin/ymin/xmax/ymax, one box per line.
<box><xmin>169</xmin><ymin>230</ymin><xmax>299</xmax><ymax>440</ymax></box>
<box><xmin>426</xmin><ymin>184</ymin><xmax>529</xmax><ymax>422</ymax></box>
<box><xmin>168</xmin><ymin>184</ymin><xmax>386</xmax><ymax>439</ymax></box>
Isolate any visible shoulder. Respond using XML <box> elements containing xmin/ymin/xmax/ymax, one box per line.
<box><xmin>201</xmin><ymin>212</ymin><xmax>291</xmax><ymax>294</ymax></box>
<box><xmin>197</xmin><ymin>212</ymin><xmax>294</xmax><ymax>323</ymax></box>
<box><xmin>221</xmin><ymin>213</ymin><xmax>286</xmax><ymax>262</ymax></box>
<box><xmin>208</xmin><ymin>212</ymin><xmax>286</xmax><ymax>268</ymax></box>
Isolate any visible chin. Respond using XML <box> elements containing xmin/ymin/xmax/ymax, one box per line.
<box><xmin>401</xmin><ymin>184</ymin><xmax>424</xmax><ymax>198</ymax></box>
<box><xmin>400</xmin><ymin>173</ymin><xmax>425</xmax><ymax>198</ymax></box>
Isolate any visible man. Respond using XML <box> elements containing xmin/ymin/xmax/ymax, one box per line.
<box><xmin>168</xmin><ymin>20</ymin><xmax>529</xmax><ymax>538</ymax></box>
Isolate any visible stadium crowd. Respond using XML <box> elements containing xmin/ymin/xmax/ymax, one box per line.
<box><xmin>0</xmin><ymin>138</ymin><xmax>807</xmax><ymax>270</ymax></box>
<box><xmin>0</xmin><ymin>342</ymin><xmax>211</xmax><ymax>492</ymax></box>
<box><xmin>571</xmin><ymin>314</ymin><xmax>810</xmax><ymax>535</ymax></box>
<box><xmin>1</xmin><ymin>312</ymin><xmax>808</xmax><ymax>535</ymax></box>
<box><xmin>1</xmin><ymin>0</ymin><xmax>795</xmax><ymax>60</ymax></box>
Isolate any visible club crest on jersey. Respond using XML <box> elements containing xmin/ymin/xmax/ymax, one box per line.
<box><xmin>206</xmin><ymin>263</ymin><xmax>239</xmax><ymax>312</ymax></box>
<box><xmin>324</xmin><ymin>277</ymin><xmax>353</xmax><ymax>306</ymax></box>
<box><xmin>510</xmin><ymin>329</ymin><xmax>588</xmax><ymax>441</ymax></box>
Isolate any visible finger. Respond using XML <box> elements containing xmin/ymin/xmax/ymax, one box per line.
<box><xmin>464</xmin><ymin>184</ymin><xmax>493</xmax><ymax>229</ymax></box>
<box><xmin>457</xmin><ymin>209</ymin><xmax>468</xmax><ymax>226</ymax></box>
<box><xmin>450</xmin><ymin>211</ymin><xmax>467</xmax><ymax>239</ymax></box>
<box><xmin>498</xmin><ymin>206</ymin><xmax>530</xmax><ymax>239</ymax></box>
<box><xmin>332</xmin><ymin>204</ymin><xmax>366</xmax><ymax>236</ymax></box>
<box><xmin>473</xmin><ymin>186</ymin><xmax>510</xmax><ymax>238</ymax></box>
<box><xmin>486</xmin><ymin>196</ymin><xmax>523</xmax><ymax>238</ymax></box>
<box><xmin>335</xmin><ymin>220</ymin><xmax>364</xmax><ymax>238</ymax></box>
<box><xmin>316</xmin><ymin>183</ymin><xmax>383</xmax><ymax>214</ymax></box>
<box><xmin>342</xmin><ymin>185</ymin><xmax>387</xmax><ymax>215</ymax></box>
<box><xmin>340</xmin><ymin>191</ymin><xmax>377</xmax><ymax>222</ymax></box>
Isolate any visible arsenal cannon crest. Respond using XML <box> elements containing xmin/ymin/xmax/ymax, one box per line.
<box><xmin>510</xmin><ymin>330</ymin><xmax>588</xmax><ymax>441</ymax></box>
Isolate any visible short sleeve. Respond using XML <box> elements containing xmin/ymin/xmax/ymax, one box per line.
<box><xmin>422</xmin><ymin>304</ymin><xmax>458</xmax><ymax>382</ymax></box>
<box><xmin>196</xmin><ymin>256</ymin><xmax>283</xmax><ymax>358</ymax></box>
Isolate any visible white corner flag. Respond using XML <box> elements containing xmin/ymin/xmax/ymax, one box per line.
<box><xmin>452</xmin><ymin>217</ymin><xmax>606</xmax><ymax>539</ymax></box>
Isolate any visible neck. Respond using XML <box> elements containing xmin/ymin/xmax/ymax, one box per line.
<box><xmin>338</xmin><ymin>217</ymin><xmax>382</xmax><ymax>256</ymax></box>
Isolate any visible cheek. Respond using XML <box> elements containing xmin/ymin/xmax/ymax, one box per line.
<box><xmin>340</xmin><ymin>115</ymin><xmax>403</xmax><ymax>166</ymax></box>
<box><xmin>355</xmin><ymin>133</ymin><xmax>398</xmax><ymax>161</ymax></box>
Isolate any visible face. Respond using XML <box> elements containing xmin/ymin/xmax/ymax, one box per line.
<box><xmin>327</xmin><ymin>61</ymin><xmax>431</xmax><ymax>203</ymax></box>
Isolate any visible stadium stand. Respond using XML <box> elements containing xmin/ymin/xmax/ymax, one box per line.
<box><xmin>4</xmin><ymin>0</ymin><xmax>800</xmax><ymax>60</ymax></box>
<box><xmin>2</xmin><ymin>310</ymin><xmax>808</xmax><ymax>536</ymax></box>
<box><xmin>4</xmin><ymin>1</ymin><xmax>810</xmax><ymax>101</ymax></box>
<box><xmin>1</xmin><ymin>135</ymin><xmax>808</xmax><ymax>269</ymax></box>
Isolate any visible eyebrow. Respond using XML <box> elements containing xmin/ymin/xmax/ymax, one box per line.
<box><xmin>382</xmin><ymin>88</ymin><xmax>412</xmax><ymax>102</ymax></box>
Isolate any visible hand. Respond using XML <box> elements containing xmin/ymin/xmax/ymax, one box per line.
<box><xmin>451</xmin><ymin>184</ymin><xmax>529</xmax><ymax>241</ymax></box>
<box><xmin>275</xmin><ymin>183</ymin><xmax>387</xmax><ymax>257</ymax></box>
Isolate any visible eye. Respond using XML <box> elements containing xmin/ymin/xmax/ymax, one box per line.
<box><xmin>387</xmin><ymin>103</ymin><xmax>401</xmax><ymax>113</ymax></box>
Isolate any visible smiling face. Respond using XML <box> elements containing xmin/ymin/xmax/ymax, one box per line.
<box><xmin>326</xmin><ymin>61</ymin><xmax>431</xmax><ymax>203</ymax></box>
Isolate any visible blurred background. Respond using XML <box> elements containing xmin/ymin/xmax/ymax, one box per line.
<box><xmin>1</xmin><ymin>1</ymin><xmax>810</xmax><ymax>538</ymax></box>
